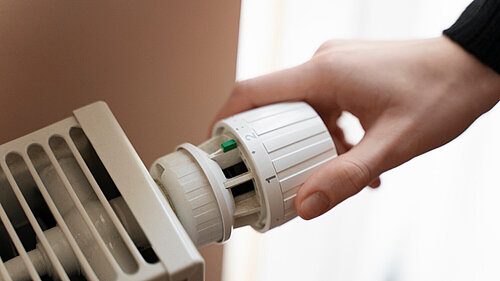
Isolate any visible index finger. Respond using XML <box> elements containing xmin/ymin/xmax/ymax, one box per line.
<box><xmin>212</xmin><ymin>60</ymin><xmax>324</xmax><ymax>126</ymax></box>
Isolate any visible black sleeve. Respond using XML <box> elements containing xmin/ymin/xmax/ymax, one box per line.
<box><xmin>443</xmin><ymin>0</ymin><xmax>500</xmax><ymax>74</ymax></box>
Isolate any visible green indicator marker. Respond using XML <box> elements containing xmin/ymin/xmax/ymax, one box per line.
<box><xmin>221</xmin><ymin>139</ymin><xmax>237</xmax><ymax>152</ymax></box>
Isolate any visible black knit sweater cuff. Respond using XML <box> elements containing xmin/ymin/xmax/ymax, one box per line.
<box><xmin>444</xmin><ymin>0</ymin><xmax>500</xmax><ymax>74</ymax></box>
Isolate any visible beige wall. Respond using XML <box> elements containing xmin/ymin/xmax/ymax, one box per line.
<box><xmin>0</xmin><ymin>1</ymin><xmax>241</xmax><ymax>280</ymax></box>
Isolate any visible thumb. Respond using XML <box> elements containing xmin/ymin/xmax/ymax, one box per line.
<box><xmin>295</xmin><ymin>135</ymin><xmax>388</xmax><ymax>220</ymax></box>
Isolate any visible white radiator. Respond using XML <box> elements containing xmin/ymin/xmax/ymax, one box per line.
<box><xmin>0</xmin><ymin>101</ymin><xmax>337</xmax><ymax>281</ymax></box>
<box><xmin>0</xmin><ymin>102</ymin><xmax>202</xmax><ymax>281</ymax></box>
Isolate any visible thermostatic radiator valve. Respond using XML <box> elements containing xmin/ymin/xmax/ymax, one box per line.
<box><xmin>151</xmin><ymin>102</ymin><xmax>337</xmax><ymax>247</ymax></box>
<box><xmin>0</xmin><ymin>101</ymin><xmax>336</xmax><ymax>281</ymax></box>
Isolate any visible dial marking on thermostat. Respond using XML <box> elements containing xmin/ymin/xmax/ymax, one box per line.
<box><xmin>265</xmin><ymin>175</ymin><xmax>276</xmax><ymax>183</ymax></box>
<box><xmin>245</xmin><ymin>133</ymin><xmax>257</xmax><ymax>141</ymax></box>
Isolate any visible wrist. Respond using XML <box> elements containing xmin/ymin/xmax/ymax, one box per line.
<box><xmin>437</xmin><ymin>36</ymin><xmax>500</xmax><ymax>110</ymax></box>
<box><xmin>443</xmin><ymin>0</ymin><xmax>500</xmax><ymax>75</ymax></box>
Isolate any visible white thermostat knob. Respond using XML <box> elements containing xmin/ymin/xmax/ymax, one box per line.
<box><xmin>152</xmin><ymin>102</ymin><xmax>337</xmax><ymax>246</ymax></box>
<box><xmin>213</xmin><ymin>102</ymin><xmax>337</xmax><ymax>231</ymax></box>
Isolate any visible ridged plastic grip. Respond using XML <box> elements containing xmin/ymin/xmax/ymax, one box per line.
<box><xmin>214</xmin><ymin>102</ymin><xmax>337</xmax><ymax>229</ymax></box>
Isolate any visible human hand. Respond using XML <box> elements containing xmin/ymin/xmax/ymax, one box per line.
<box><xmin>212</xmin><ymin>36</ymin><xmax>500</xmax><ymax>220</ymax></box>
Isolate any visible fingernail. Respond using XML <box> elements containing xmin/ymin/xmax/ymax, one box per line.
<box><xmin>299</xmin><ymin>192</ymin><xmax>330</xmax><ymax>220</ymax></box>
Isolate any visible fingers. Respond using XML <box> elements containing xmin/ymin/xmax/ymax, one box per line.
<box><xmin>295</xmin><ymin>133</ymin><xmax>388</xmax><ymax>220</ymax></box>
<box><xmin>369</xmin><ymin>178</ymin><xmax>381</xmax><ymax>188</ymax></box>
<box><xmin>331</xmin><ymin>124</ymin><xmax>381</xmax><ymax>189</ymax></box>
<box><xmin>211</xmin><ymin>61</ymin><xmax>324</xmax><ymax>126</ymax></box>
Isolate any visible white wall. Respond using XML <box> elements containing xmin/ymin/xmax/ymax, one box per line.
<box><xmin>224</xmin><ymin>0</ymin><xmax>500</xmax><ymax>280</ymax></box>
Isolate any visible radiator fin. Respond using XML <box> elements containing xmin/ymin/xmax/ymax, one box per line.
<box><xmin>2</xmin><ymin>155</ymin><xmax>69</xmax><ymax>281</ymax></box>
<box><xmin>0</xmin><ymin>102</ymin><xmax>203</xmax><ymax>281</ymax></box>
